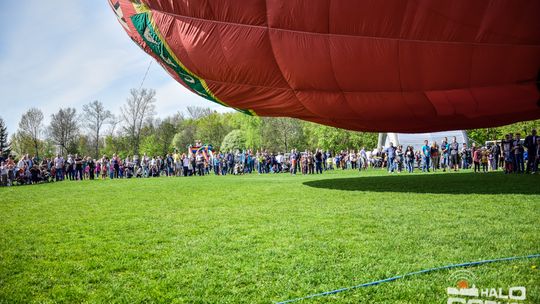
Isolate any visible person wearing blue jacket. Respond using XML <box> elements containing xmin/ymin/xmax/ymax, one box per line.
<box><xmin>422</xmin><ymin>140</ymin><xmax>431</xmax><ymax>172</ymax></box>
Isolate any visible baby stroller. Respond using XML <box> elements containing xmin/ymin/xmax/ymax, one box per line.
<box><xmin>281</xmin><ymin>162</ymin><xmax>290</xmax><ymax>173</ymax></box>
<box><xmin>14</xmin><ymin>169</ymin><xmax>28</xmax><ymax>185</ymax></box>
<box><xmin>234</xmin><ymin>163</ymin><xmax>244</xmax><ymax>175</ymax></box>
<box><xmin>41</xmin><ymin>169</ymin><xmax>52</xmax><ymax>183</ymax></box>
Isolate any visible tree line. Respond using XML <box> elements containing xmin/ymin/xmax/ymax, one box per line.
<box><xmin>1</xmin><ymin>87</ymin><xmax>538</xmax><ymax>159</ymax></box>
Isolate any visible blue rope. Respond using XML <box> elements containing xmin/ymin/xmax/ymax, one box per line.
<box><xmin>275</xmin><ymin>253</ymin><xmax>540</xmax><ymax>304</ymax></box>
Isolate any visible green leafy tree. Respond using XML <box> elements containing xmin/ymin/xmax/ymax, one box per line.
<box><xmin>10</xmin><ymin>131</ymin><xmax>46</xmax><ymax>158</ymax></box>
<box><xmin>303</xmin><ymin>122</ymin><xmax>377</xmax><ymax>152</ymax></box>
<box><xmin>225</xmin><ymin>113</ymin><xmax>263</xmax><ymax>149</ymax></box>
<box><xmin>221</xmin><ymin>129</ymin><xmax>247</xmax><ymax>152</ymax></box>
<box><xmin>76</xmin><ymin>135</ymin><xmax>93</xmax><ymax>157</ymax></box>
<box><xmin>172</xmin><ymin>119</ymin><xmax>197</xmax><ymax>152</ymax></box>
<box><xmin>102</xmin><ymin>135</ymin><xmax>131</xmax><ymax>158</ymax></box>
<box><xmin>260</xmin><ymin>117</ymin><xmax>305</xmax><ymax>152</ymax></box>
<box><xmin>467</xmin><ymin>119</ymin><xmax>539</xmax><ymax>145</ymax></box>
<box><xmin>195</xmin><ymin>113</ymin><xmax>231</xmax><ymax>149</ymax></box>
<box><xmin>140</xmin><ymin>134</ymin><xmax>163</xmax><ymax>157</ymax></box>
<box><xmin>157</xmin><ymin>119</ymin><xmax>177</xmax><ymax>155</ymax></box>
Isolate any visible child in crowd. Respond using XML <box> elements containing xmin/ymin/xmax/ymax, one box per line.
<box><xmin>481</xmin><ymin>148</ymin><xmax>489</xmax><ymax>173</ymax></box>
<box><xmin>0</xmin><ymin>161</ymin><xmax>8</xmax><ymax>186</ymax></box>
<box><xmin>473</xmin><ymin>148</ymin><xmax>481</xmax><ymax>173</ymax></box>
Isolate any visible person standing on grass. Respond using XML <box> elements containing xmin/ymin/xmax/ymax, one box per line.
<box><xmin>384</xmin><ymin>142</ymin><xmax>397</xmax><ymax>173</ymax></box>
<box><xmin>109</xmin><ymin>157</ymin><xmax>116</xmax><ymax>179</ymax></box>
<box><xmin>87</xmin><ymin>157</ymin><xmax>95</xmax><ymax>180</ymax></box>
<box><xmin>449</xmin><ymin>136</ymin><xmax>460</xmax><ymax>171</ymax></box>
<box><xmin>289</xmin><ymin>149</ymin><xmax>297</xmax><ymax>175</ymax></box>
<box><xmin>133</xmin><ymin>154</ymin><xmax>140</xmax><ymax>170</ymax></box>
<box><xmin>460</xmin><ymin>143</ymin><xmax>470</xmax><ymax>169</ymax></box>
<box><xmin>100</xmin><ymin>156</ymin><xmax>108</xmax><ymax>179</ymax></box>
<box><xmin>29</xmin><ymin>164</ymin><xmax>40</xmax><ymax>184</ymax></box>
<box><xmin>165</xmin><ymin>153</ymin><xmax>174</xmax><ymax>177</ymax></box>
<box><xmin>6</xmin><ymin>156</ymin><xmax>15</xmax><ymax>186</ymax></box>
<box><xmin>430</xmin><ymin>141</ymin><xmax>440</xmax><ymax>172</ymax></box>
<box><xmin>246</xmin><ymin>150</ymin><xmax>252</xmax><ymax>174</ymax></box>
<box><xmin>473</xmin><ymin>146</ymin><xmax>481</xmax><ymax>173</ymax></box>
<box><xmin>534</xmin><ymin>137</ymin><xmax>540</xmax><ymax>174</ymax></box>
<box><xmin>440</xmin><ymin>137</ymin><xmax>449</xmax><ymax>172</ymax></box>
<box><xmin>326</xmin><ymin>152</ymin><xmax>333</xmax><ymax>170</ymax></box>
<box><xmin>295</xmin><ymin>149</ymin><xmax>301</xmax><ymax>173</ymax></box>
<box><xmin>490</xmin><ymin>140</ymin><xmax>501</xmax><ymax>171</ymax></box>
<box><xmin>395</xmin><ymin>145</ymin><xmax>404</xmax><ymax>173</ymax></box>
<box><xmin>141</xmin><ymin>153</ymin><xmax>149</xmax><ymax>177</ymax></box>
<box><xmin>83</xmin><ymin>157</ymin><xmax>89</xmax><ymax>179</ymax></box>
<box><xmin>111</xmin><ymin>153</ymin><xmax>119</xmax><ymax>179</ymax></box>
<box><xmin>96</xmin><ymin>159</ymin><xmax>101</xmax><ymax>179</ymax></box>
<box><xmin>299</xmin><ymin>152</ymin><xmax>307</xmax><ymax>175</ymax></box>
<box><xmin>512</xmin><ymin>133</ymin><xmax>525</xmax><ymax>173</ymax></box>
<box><xmin>421</xmin><ymin>140</ymin><xmax>431</xmax><ymax>172</ymax></box>
<box><xmin>66</xmin><ymin>154</ymin><xmax>73</xmax><ymax>180</ymax></box>
<box><xmin>212</xmin><ymin>153</ymin><xmax>220</xmax><ymax>175</ymax></box>
<box><xmin>0</xmin><ymin>161</ymin><xmax>8</xmax><ymax>186</ymax></box>
<box><xmin>360</xmin><ymin>148</ymin><xmax>367</xmax><ymax>170</ymax></box>
<box><xmin>481</xmin><ymin>148</ymin><xmax>489</xmax><ymax>173</ymax></box>
<box><xmin>226</xmin><ymin>151</ymin><xmax>234</xmax><ymax>175</ymax></box>
<box><xmin>180</xmin><ymin>153</ymin><xmax>188</xmax><ymax>176</ymax></box>
<box><xmin>350</xmin><ymin>150</ymin><xmax>357</xmax><ymax>170</ymax></box>
<box><xmin>315</xmin><ymin>149</ymin><xmax>323</xmax><ymax>174</ymax></box>
<box><xmin>325</xmin><ymin>151</ymin><xmax>332</xmax><ymax>170</ymax></box>
<box><xmin>195</xmin><ymin>150</ymin><xmax>205</xmax><ymax>176</ymax></box>
<box><xmin>404</xmin><ymin>146</ymin><xmax>414</xmax><ymax>173</ymax></box>
<box><xmin>524</xmin><ymin>129</ymin><xmax>537</xmax><ymax>174</ymax></box>
<box><xmin>307</xmin><ymin>151</ymin><xmax>314</xmax><ymax>174</ymax></box>
<box><xmin>502</xmin><ymin>134</ymin><xmax>513</xmax><ymax>173</ymax></box>
<box><xmin>54</xmin><ymin>154</ymin><xmax>64</xmax><ymax>181</ymax></box>
<box><xmin>173</xmin><ymin>149</ymin><xmax>181</xmax><ymax>176</ymax></box>
<box><xmin>220</xmin><ymin>153</ymin><xmax>228</xmax><ymax>176</ymax></box>
<box><xmin>74</xmin><ymin>154</ymin><xmax>84</xmax><ymax>180</ymax></box>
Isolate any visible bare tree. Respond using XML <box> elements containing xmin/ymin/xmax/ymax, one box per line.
<box><xmin>262</xmin><ymin>117</ymin><xmax>303</xmax><ymax>152</ymax></box>
<box><xmin>186</xmin><ymin>106</ymin><xmax>214</xmax><ymax>119</ymax></box>
<box><xmin>169</xmin><ymin>111</ymin><xmax>185</xmax><ymax>127</ymax></box>
<box><xmin>49</xmin><ymin>108</ymin><xmax>79</xmax><ymax>155</ymax></box>
<box><xmin>82</xmin><ymin>100</ymin><xmax>112</xmax><ymax>158</ymax></box>
<box><xmin>107</xmin><ymin>114</ymin><xmax>121</xmax><ymax>137</ymax></box>
<box><xmin>121</xmin><ymin>88</ymin><xmax>156</xmax><ymax>155</ymax></box>
<box><xmin>18</xmin><ymin>108</ymin><xmax>44</xmax><ymax>157</ymax></box>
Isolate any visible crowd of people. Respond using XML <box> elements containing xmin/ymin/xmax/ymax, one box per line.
<box><xmin>1</xmin><ymin>129</ymin><xmax>538</xmax><ymax>186</ymax></box>
<box><xmin>380</xmin><ymin>130</ymin><xmax>539</xmax><ymax>174</ymax></box>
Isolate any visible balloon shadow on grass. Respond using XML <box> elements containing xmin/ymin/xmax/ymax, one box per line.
<box><xmin>303</xmin><ymin>172</ymin><xmax>540</xmax><ymax>195</ymax></box>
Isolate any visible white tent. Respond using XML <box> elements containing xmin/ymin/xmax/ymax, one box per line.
<box><xmin>378</xmin><ymin>131</ymin><xmax>469</xmax><ymax>151</ymax></box>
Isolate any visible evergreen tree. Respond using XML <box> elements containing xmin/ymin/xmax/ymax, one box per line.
<box><xmin>0</xmin><ymin>117</ymin><xmax>11</xmax><ymax>157</ymax></box>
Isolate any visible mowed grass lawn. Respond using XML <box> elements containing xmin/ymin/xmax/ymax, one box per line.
<box><xmin>1</xmin><ymin>169</ymin><xmax>539</xmax><ymax>303</ymax></box>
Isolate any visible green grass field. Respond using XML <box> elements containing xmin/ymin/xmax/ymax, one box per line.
<box><xmin>1</xmin><ymin>169</ymin><xmax>539</xmax><ymax>303</ymax></box>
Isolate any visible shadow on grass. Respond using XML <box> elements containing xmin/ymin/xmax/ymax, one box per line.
<box><xmin>303</xmin><ymin>172</ymin><xmax>540</xmax><ymax>195</ymax></box>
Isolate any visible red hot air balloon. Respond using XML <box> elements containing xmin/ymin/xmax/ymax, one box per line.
<box><xmin>109</xmin><ymin>0</ymin><xmax>540</xmax><ymax>132</ymax></box>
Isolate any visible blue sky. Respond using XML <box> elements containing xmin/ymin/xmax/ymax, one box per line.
<box><xmin>0</xmin><ymin>1</ymin><xmax>230</xmax><ymax>134</ymax></box>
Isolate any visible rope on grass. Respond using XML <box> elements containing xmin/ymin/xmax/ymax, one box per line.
<box><xmin>275</xmin><ymin>253</ymin><xmax>540</xmax><ymax>304</ymax></box>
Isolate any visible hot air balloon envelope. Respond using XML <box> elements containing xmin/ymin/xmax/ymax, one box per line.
<box><xmin>110</xmin><ymin>0</ymin><xmax>540</xmax><ymax>132</ymax></box>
